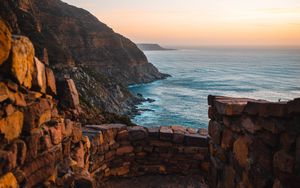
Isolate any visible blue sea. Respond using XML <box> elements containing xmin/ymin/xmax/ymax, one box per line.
<box><xmin>129</xmin><ymin>47</ymin><xmax>300</xmax><ymax>129</ymax></box>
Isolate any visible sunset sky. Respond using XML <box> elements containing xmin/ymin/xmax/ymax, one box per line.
<box><xmin>64</xmin><ymin>0</ymin><xmax>300</xmax><ymax>46</ymax></box>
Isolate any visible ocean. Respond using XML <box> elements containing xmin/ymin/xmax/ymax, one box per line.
<box><xmin>129</xmin><ymin>47</ymin><xmax>300</xmax><ymax>129</ymax></box>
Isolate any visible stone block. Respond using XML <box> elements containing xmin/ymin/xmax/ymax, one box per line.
<box><xmin>128</xmin><ymin>126</ymin><xmax>148</xmax><ymax>141</ymax></box>
<box><xmin>149</xmin><ymin>140</ymin><xmax>172</xmax><ymax>147</ymax></box>
<box><xmin>198</xmin><ymin>128</ymin><xmax>208</xmax><ymax>136</ymax></box>
<box><xmin>116</xmin><ymin>146</ymin><xmax>134</xmax><ymax>155</ymax></box>
<box><xmin>14</xmin><ymin>139</ymin><xmax>27</xmax><ymax>166</ymax></box>
<box><xmin>9</xmin><ymin>36</ymin><xmax>35</xmax><ymax>88</ymax></box>
<box><xmin>45</xmin><ymin>67</ymin><xmax>57</xmax><ymax>95</ymax></box>
<box><xmin>245</xmin><ymin>101</ymin><xmax>288</xmax><ymax>117</ymax></box>
<box><xmin>214</xmin><ymin>97</ymin><xmax>250</xmax><ymax>115</ymax></box>
<box><xmin>208</xmin><ymin>120</ymin><xmax>222</xmax><ymax>144</ymax></box>
<box><xmin>186</xmin><ymin>127</ymin><xmax>197</xmax><ymax>134</ymax></box>
<box><xmin>0</xmin><ymin>19</ymin><xmax>12</xmax><ymax>65</ymax></box>
<box><xmin>110</xmin><ymin>166</ymin><xmax>129</xmax><ymax>176</ymax></box>
<box><xmin>116</xmin><ymin>129</ymin><xmax>129</xmax><ymax>141</ymax></box>
<box><xmin>0</xmin><ymin>110</ymin><xmax>24</xmax><ymax>142</ymax></box>
<box><xmin>22</xmin><ymin>151</ymin><xmax>56</xmax><ymax>188</ymax></box>
<box><xmin>241</xmin><ymin>116</ymin><xmax>261</xmax><ymax>133</ymax></box>
<box><xmin>23</xmin><ymin>98</ymin><xmax>52</xmax><ymax>132</ymax></box>
<box><xmin>49</xmin><ymin>121</ymin><xmax>63</xmax><ymax>145</ymax></box>
<box><xmin>221</xmin><ymin>128</ymin><xmax>234</xmax><ymax>150</ymax></box>
<box><xmin>233</xmin><ymin>136</ymin><xmax>252</xmax><ymax>169</ymax></box>
<box><xmin>57</xmin><ymin>78</ymin><xmax>80</xmax><ymax>109</ymax></box>
<box><xmin>0</xmin><ymin>172</ymin><xmax>18</xmax><ymax>188</ymax></box>
<box><xmin>0</xmin><ymin>82</ymin><xmax>9</xmax><ymax>102</ymax></box>
<box><xmin>184</xmin><ymin>133</ymin><xmax>208</xmax><ymax>147</ymax></box>
<box><xmin>280</xmin><ymin>132</ymin><xmax>296</xmax><ymax>151</ymax></box>
<box><xmin>148</xmin><ymin>127</ymin><xmax>159</xmax><ymax>138</ymax></box>
<box><xmin>32</xmin><ymin>57</ymin><xmax>47</xmax><ymax>93</ymax></box>
<box><xmin>72</xmin><ymin>142</ymin><xmax>85</xmax><ymax>168</ymax></box>
<box><xmin>160</xmin><ymin>126</ymin><xmax>173</xmax><ymax>141</ymax></box>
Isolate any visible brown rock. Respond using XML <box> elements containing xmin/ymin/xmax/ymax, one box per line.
<box><xmin>72</xmin><ymin>123</ymin><xmax>82</xmax><ymax>143</ymax></box>
<box><xmin>225</xmin><ymin>166</ymin><xmax>236</xmax><ymax>188</ymax></box>
<box><xmin>0</xmin><ymin>172</ymin><xmax>18</xmax><ymax>188</ymax></box>
<box><xmin>22</xmin><ymin>151</ymin><xmax>56</xmax><ymax>188</ymax></box>
<box><xmin>184</xmin><ymin>133</ymin><xmax>208</xmax><ymax>147</ymax></box>
<box><xmin>0</xmin><ymin>82</ymin><xmax>9</xmax><ymax>102</ymax></box>
<box><xmin>26</xmin><ymin>128</ymin><xmax>43</xmax><ymax>161</ymax></box>
<box><xmin>14</xmin><ymin>92</ymin><xmax>27</xmax><ymax>107</ymax></box>
<box><xmin>171</xmin><ymin>125</ymin><xmax>186</xmax><ymax>144</ymax></box>
<box><xmin>0</xmin><ymin>110</ymin><xmax>24</xmax><ymax>142</ymax></box>
<box><xmin>149</xmin><ymin>140</ymin><xmax>172</xmax><ymax>147</ymax></box>
<box><xmin>73</xmin><ymin>142</ymin><xmax>85</xmax><ymax>168</ymax></box>
<box><xmin>128</xmin><ymin>126</ymin><xmax>148</xmax><ymax>141</ymax></box>
<box><xmin>4</xmin><ymin>104</ymin><xmax>14</xmax><ymax>116</ymax></box>
<box><xmin>296</xmin><ymin>137</ymin><xmax>300</xmax><ymax>170</ymax></box>
<box><xmin>148</xmin><ymin>127</ymin><xmax>160</xmax><ymax>138</ymax></box>
<box><xmin>233</xmin><ymin>136</ymin><xmax>252</xmax><ymax>169</ymax></box>
<box><xmin>241</xmin><ymin>117</ymin><xmax>261</xmax><ymax>133</ymax></box>
<box><xmin>110</xmin><ymin>166</ymin><xmax>130</xmax><ymax>176</ymax></box>
<box><xmin>198</xmin><ymin>128</ymin><xmax>208</xmax><ymax>136</ymax></box>
<box><xmin>256</xmin><ymin>118</ymin><xmax>284</xmax><ymax>134</ymax></box>
<box><xmin>221</xmin><ymin>128</ymin><xmax>234</xmax><ymax>150</ymax></box>
<box><xmin>186</xmin><ymin>127</ymin><xmax>197</xmax><ymax>134</ymax></box>
<box><xmin>160</xmin><ymin>126</ymin><xmax>173</xmax><ymax>141</ymax></box>
<box><xmin>273</xmin><ymin>150</ymin><xmax>294</xmax><ymax>173</ymax></box>
<box><xmin>42</xmin><ymin>48</ymin><xmax>49</xmax><ymax>65</ymax></box>
<box><xmin>6</xmin><ymin>80</ymin><xmax>18</xmax><ymax>92</ymax></box>
<box><xmin>116</xmin><ymin>130</ymin><xmax>129</xmax><ymax>141</ymax></box>
<box><xmin>45</xmin><ymin>67</ymin><xmax>57</xmax><ymax>95</ymax></box>
<box><xmin>208</xmin><ymin>120</ymin><xmax>222</xmax><ymax>144</ymax></box>
<box><xmin>57</xmin><ymin>78</ymin><xmax>80</xmax><ymax>109</ymax></box>
<box><xmin>0</xmin><ymin>20</ymin><xmax>11</xmax><ymax>65</ymax></box>
<box><xmin>116</xmin><ymin>146</ymin><xmax>134</xmax><ymax>155</ymax></box>
<box><xmin>214</xmin><ymin>97</ymin><xmax>250</xmax><ymax>115</ymax></box>
<box><xmin>49</xmin><ymin>122</ymin><xmax>63</xmax><ymax>145</ymax></box>
<box><xmin>32</xmin><ymin>57</ymin><xmax>47</xmax><ymax>93</ymax></box>
<box><xmin>24</xmin><ymin>98</ymin><xmax>52</xmax><ymax>132</ymax></box>
<box><xmin>9</xmin><ymin>36</ymin><xmax>35</xmax><ymax>88</ymax></box>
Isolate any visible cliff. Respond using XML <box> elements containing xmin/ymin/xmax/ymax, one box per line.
<box><xmin>0</xmin><ymin>0</ymin><xmax>169</xmax><ymax>123</ymax></box>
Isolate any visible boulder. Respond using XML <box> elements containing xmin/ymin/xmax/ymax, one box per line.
<box><xmin>128</xmin><ymin>126</ymin><xmax>148</xmax><ymax>141</ymax></box>
<box><xmin>9</xmin><ymin>36</ymin><xmax>35</xmax><ymax>88</ymax></box>
<box><xmin>45</xmin><ymin>67</ymin><xmax>57</xmax><ymax>95</ymax></box>
<box><xmin>0</xmin><ymin>19</ymin><xmax>11</xmax><ymax>65</ymax></box>
<box><xmin>32</xmin><ymin>57</ymin><xmax>47</xmax><ymax>93</ymax></box>
<box><xmin>23</xmin><ymin>98</ymin><xmax>52</xmax><ymax>132</ymax></box>
<box><xmin>0</xmin><ymin>172</ymin><xmax>18</xmax><ymax>188</ymax></box>
<box><xmin>0</xmin><ymin>82</ymin><xmax>9</xmax><ymax>102</ymax></box>
<box><xmin>57</xmin><ymin>78</ymin><xmax>80</xmax><ymax>109</ymax></box>
<box><xmin>0</xmin><ymin>110</ymin><xmax>24</xmax><ymax>142</ymax></box>
<box><xmin>160</xmin><ymin>126</ymin><xmax>173</xmax><ymax>141</ymax></box>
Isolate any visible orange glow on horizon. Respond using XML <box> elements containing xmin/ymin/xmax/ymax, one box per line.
<box><xmin>65</xmin><ymin>0</ymin><xmax>300</xmax><ymax>46</ymax></box>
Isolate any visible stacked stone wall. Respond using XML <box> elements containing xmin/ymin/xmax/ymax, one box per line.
<box><xmin>208</xmin><ymin>95</ymin><xmax>300</xmax><ymax>188</ymax></box>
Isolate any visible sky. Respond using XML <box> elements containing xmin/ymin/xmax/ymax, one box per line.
<box><xmin>63</xmin><ymin>0</ymin><xmax>300</xmax><ymax>46</ymax></box>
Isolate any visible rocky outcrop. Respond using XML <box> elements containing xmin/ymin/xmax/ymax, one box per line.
<box><xmin>208</xmin><ymin>95</ymin><xmax>300</xmax><ymax>188</ymax></box>
<box><xmin>0</xmin><ymin>0</ymin><xmax>169</xmax><ymax>123</ymax></box>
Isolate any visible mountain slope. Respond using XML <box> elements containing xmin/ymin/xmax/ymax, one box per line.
<box><xmin>0</xmin><ymin>0</ymin><xmax>168</xmax><ymax>123</ymax></box>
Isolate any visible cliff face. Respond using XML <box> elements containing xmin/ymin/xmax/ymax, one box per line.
<box><xmin>0</xmin><ymin>0</ymin><xmax>168</xmax><ymax>122</ymax></box>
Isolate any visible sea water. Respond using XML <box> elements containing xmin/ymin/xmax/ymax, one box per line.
<box><xmin>129</xmin><ymin>47</ymin><xmax>300</xmax><ymax>128</ymax></box>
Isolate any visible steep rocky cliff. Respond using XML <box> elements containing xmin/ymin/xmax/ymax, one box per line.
<box><xmin>0</xmin><ymin>0</ymin><xmax>168</xmax><ymax>123</ymax></box>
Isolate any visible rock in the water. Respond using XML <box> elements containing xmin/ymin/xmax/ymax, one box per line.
<box><xmin>0</xmin><ymin>19</ymin><xmax>11</xmax><ymax>65</ymax></box>
<box><xmin>9</xmin><ymin>36</ymin><xmax>35</xmax><ymax>88</ymax></box>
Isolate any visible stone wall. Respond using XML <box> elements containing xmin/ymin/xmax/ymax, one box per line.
<box><xmin>208</xmin><ymin>95</ymin><xmax>300</xmax><ymax>188</ymax></box>
<box><xmin>82</xmin><ymin>124</ymin><xmax>209</xmax><ymax>186</ymax></box>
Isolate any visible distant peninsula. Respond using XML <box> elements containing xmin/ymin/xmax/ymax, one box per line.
<box><xmin>137</xmin><ymin>43</ymin><xmax>176</xmax><ymax>51</ymax></box>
